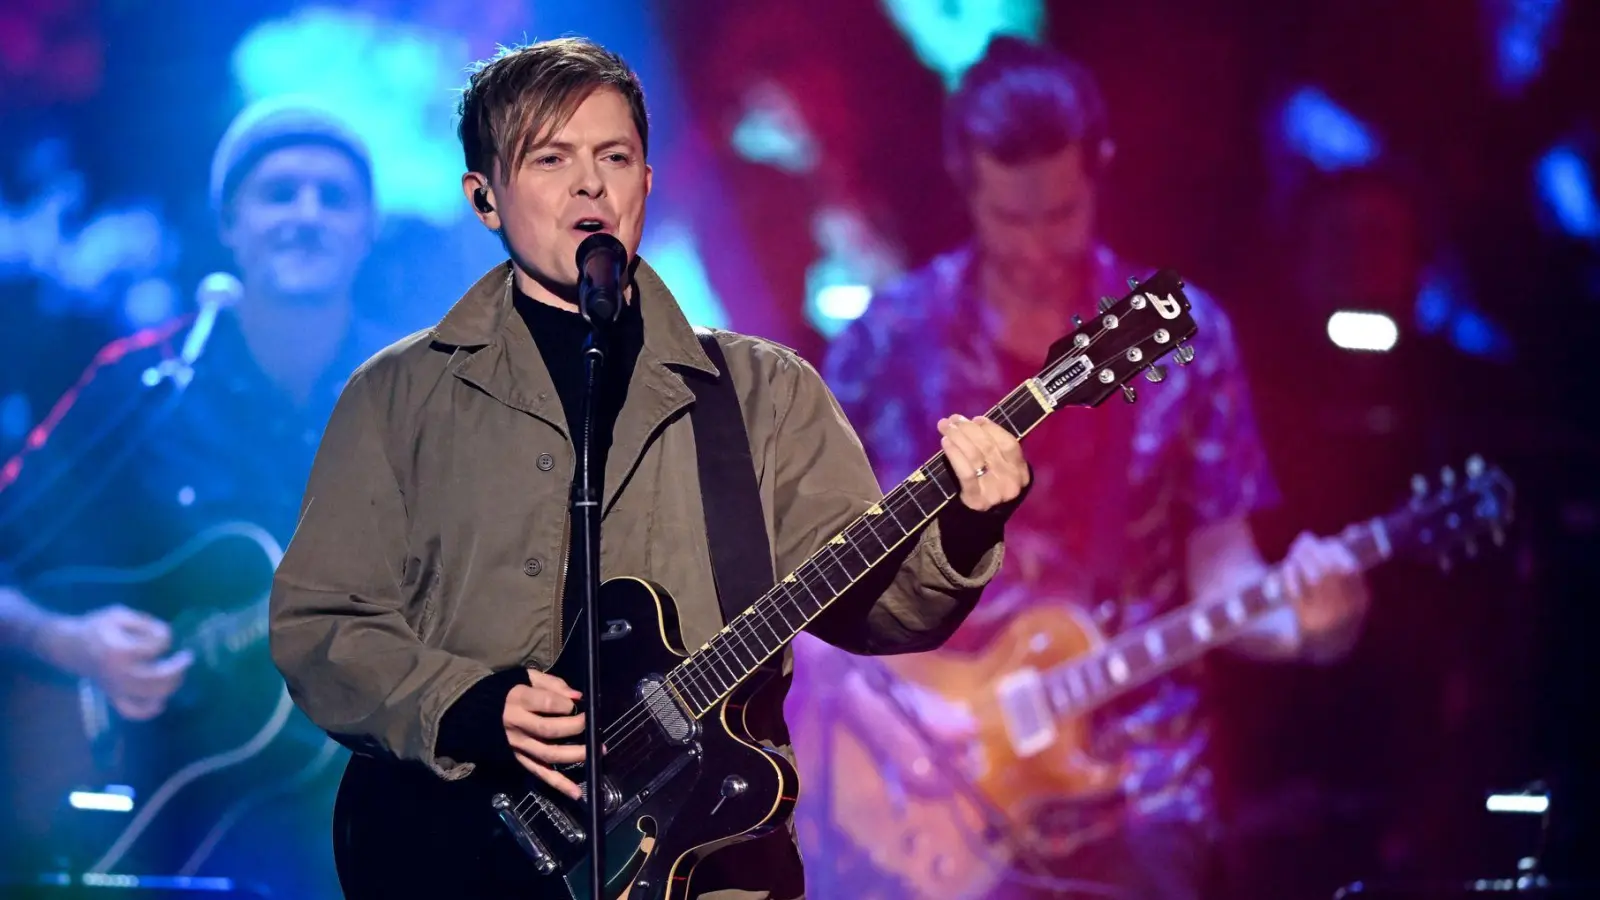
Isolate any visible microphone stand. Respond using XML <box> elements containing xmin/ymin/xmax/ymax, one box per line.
<box><xmin>575</xmin><ymin>323</ymin><xmax>609</xmax><ymax>900</ymax></box>
<box><xmin>0</xmin><ymin>282</ymin><xmax>232</xmax><ymax>567</ymax></box>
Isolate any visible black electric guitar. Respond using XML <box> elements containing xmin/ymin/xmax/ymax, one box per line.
<box><xmin>6</xmin><ymin>521</ymin><xmax>345</xmax><ymax>877</ymax></box>
<box><xmin>331</xmin><ymin>272</ymin><xmax>1200</xmax><ymax>899</ymax></box>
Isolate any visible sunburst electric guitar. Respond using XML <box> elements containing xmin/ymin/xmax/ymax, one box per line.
<box><xmin>821</xmin><ymin>456</ymin><xmax>1514</xmax><ymax>893</ymax></box>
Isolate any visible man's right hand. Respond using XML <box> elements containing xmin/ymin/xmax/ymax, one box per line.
<box><xmin>505</xmin><ymin>670</ymin><xmax>587</xmax><ymax>800</ymax></box>
<box><xmin>38</xmin><ymin>605</ymin><xmax>193</xmax><ymax>721</ymax></box>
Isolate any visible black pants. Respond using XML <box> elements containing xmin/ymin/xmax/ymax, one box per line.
<box><xmin>987</xmin><ymin>822</ymin><xmax>1214</xmax><ymax>900</ymax></box>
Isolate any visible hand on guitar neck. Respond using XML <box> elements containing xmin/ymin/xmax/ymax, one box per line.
<box><xmin>1196</xmin><ymin>521</ymin><xmax>1371</xmax><ymax>665</ymax></box>
<box><xmin>1274</xmin><ymin>529</ymin><xmax>1371</xmax><ymax>662</ymax></box>
<box><xmin>32</xmin><ymin>602</ymin><xmax>193</xmax><ymax>721</ymax></box>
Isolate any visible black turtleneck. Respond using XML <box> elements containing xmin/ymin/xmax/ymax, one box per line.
<box><xmin>437</xmin><ymin>284</ymin><xmax>644</xmax><ymax>770</ymax></box>
<box><xmin>513</xmin><ymin>286</ymin><xmax>645</xmax><ymax>647</ymax></box>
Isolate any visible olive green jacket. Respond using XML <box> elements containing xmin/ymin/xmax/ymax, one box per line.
<box><xmin>268</xmin><ymin>259</ymin><xmax>1004</xmax><ymax>896</ymax></box>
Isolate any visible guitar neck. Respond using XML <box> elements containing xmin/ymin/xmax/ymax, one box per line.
<box><xmin>666</xmin><ymin>381</ymin><xmax>1056</xmax><ymax>718</ymax></box>
<box><xmin>1041</xmin><ymin>516</ymin><xmax>1394</xmax><ymax>717</ymax></box>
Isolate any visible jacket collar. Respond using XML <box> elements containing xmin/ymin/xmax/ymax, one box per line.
<box><xmin>432</xmin><ymin>257</ymin><xmax>720</xmax><ymax>516</ymax></box>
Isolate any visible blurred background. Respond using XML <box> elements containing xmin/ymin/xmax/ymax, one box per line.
<box><xmin>2</xmin><ymin>0</ymin><xmax>1596</xmax><ymax>898</ymax></box>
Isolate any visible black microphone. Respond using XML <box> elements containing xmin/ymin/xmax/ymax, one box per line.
<box><xmin>575</xmin><ymin>232</ymin><xmax>628</xmax><ymax>330</ymax></box>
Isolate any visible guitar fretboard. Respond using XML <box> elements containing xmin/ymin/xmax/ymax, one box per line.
<box><xmin>659</xmin><ymin>382</ymin><xmax>1054</xmax><ymax>718</ymax></box>
<box><xmin>1041</xmin><ymin>516</ymin><xmax>1394</xmax><ymax>717</ymax></box>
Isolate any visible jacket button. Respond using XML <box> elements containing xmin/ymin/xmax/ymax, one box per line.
<box><xmin>537</xmin><ymin>453</ymin><xmax>555</xmax><ymax>472</ymax></box>
<box><xmin>523</xmin><ymin>558</ymin><xmax>543</xmax><ymax>577</ymax></box>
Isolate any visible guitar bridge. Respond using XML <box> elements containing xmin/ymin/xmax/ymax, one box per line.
<box><xmin>491</xmin><ymin>793</ymin><xmax>559</xmax><ymax>873</ymax></box>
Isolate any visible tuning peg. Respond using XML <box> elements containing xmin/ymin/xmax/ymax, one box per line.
<box><xmin>1098</xmin><ymin>296</ymin><xmax>1117</xmax><ymax>313</ymax></box>
<box><xmin>1120</xmin><ymin>383</ymin><xmax>1137</xmax><ymax>403</ymax></box>
<box><xmin>1440</xmin><ymin>466</ymin><xmax>1457</xmax><ymax>489</ymax></box>
<box><xmin>1127</xmin><ymin>276</ymin><xmax>1140</xmax><ymax>290</ymax></box>
<box><xmin>1174</xmin><ymin>344</ymin><xmax>1195</xmax><ymax>366</ymax></box>
<box><xmin>1466</xmin><ymin>454</ymin><xmax>1485</xmax><ymax>478</ymax></box>
<box><xmin>1144</xmin><ymin>365</ymin><xmax>1167</xmax><ymax>383</ymax></box>
<box><xmin>1411</xmin><ymin>474</ymin><xmax>1428</xmax><ymax>497</ymax></box>
<box><xmin>1072</xmin><ymin>314</ymin><xmax>1083</xmax><ymax>328</ymax></box>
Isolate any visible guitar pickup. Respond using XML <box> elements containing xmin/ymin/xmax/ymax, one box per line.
<box><xmin>995</xmin><ymin>669</ymin><xmax>1057</xmax><ymax>757</ymax></box>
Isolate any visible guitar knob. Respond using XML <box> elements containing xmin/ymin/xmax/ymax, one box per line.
<box><xmin>1174</xmin><ymin>344</ymin><xmax>1195</xmax><ymax>366</ymax></box>
<box><xmin>1144</xmin><ymin>365</ymin><xmax>1167</xmax><ymax>383</ymax></box>
<box><xmin>1120</xmin><ymin>383</ymin><xmax>1137</xmax><ymax>404</ymax></box>
<box><xmin>1098</xmin><ymin>296</ymin><xmax>1116</xmax><ymax>313</ymax></box>
<box><xmin>1127</xmin><ymin>276</ymin><xmax>1140</xmax><ymax>289</ymax></box>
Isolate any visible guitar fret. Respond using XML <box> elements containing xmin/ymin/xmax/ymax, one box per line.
<box><xmin>903</xmin><ymin>482</ymin><xmax>929</xmax><ymax>517</ymax></box>
<box><xmin>785</xmin><ymin>590</ymin><xmax>820</xmax><ymax>623</ymax></box>
<box><xmin>726</xmin><ymin>625</ymin><xmax>760</xmax><ymax>669</ymax></box>
<box><xmin>749</xmin><ymin>604</ymin><xmax>784</xmax><ymax>648</ymax></box>
<box><xmin>846</xmin><ymin>528</ymin><xmax>877</xmax><ymax>567</ymax></box>
<box><xmin>812</xmin><ymin>550</ymin><xmax>851</xmax><ymax>592</ymax></box>
<box><xmin>992</xmin><ymin>404</ymin><xmax>1017</xmax><ymax>434</ymax></box>
<box><xmin>792</xmin><ymin>584</ymin><xmax>826</xmax><ymax>618</ymax></box>
<box><xmin>1085</xmin><ymin>660</ymin><xmax>1105</xmax><ymax>696</ymax></box>
<box><xmin>853</xmin><ymin>516</ymin><xmax>892</xmax><ymax>561</ymax></box>
<box><xmin>773</xmin><ymin>595</ymin><xmax>803</xmax><ymax>631</ymax></box>
<box><xmin>681</xmin><ymin>676</ymin><xmax>708</xmax><ymax>710</ymax></box>
<box><xmin>884</xmin><ymin>499</ymin><xmax>912</xmax><ymax>534</ymax></box>
<box><xmin>744</xmin><ymin>614</ymin><xmax>778</xmax><ymax>656</ymax></box>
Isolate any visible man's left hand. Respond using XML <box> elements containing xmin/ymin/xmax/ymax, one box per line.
<box><xmin>1281</xmin><ymin>530</ymin><xmax>1371</xmax><ymax>659</ymax></box>
<box><xmin>937</xmin><ymin>414</ymin><xmax>1030</xmax><ymax>513</ymax></box>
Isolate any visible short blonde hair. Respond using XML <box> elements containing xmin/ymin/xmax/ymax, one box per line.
<box><xmin>456</xmin><ymin>36</ymin><xmax>650</xmax><ymax>180</ymax></box>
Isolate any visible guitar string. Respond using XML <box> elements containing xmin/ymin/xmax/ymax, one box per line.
<box><xmin>588</xmin><ymin>329</ymin><xmax>1178</xmax><ymax>784</ymax></box>
<box><xmin>656</xmin><ymin>319</ymin><xmax>1164</xmax><ymax>719</ymax></box>
<box><xmin>586</xmin><ymin>323</ymin><xmax>1155</xmax><ymax>767</ymax></box>
<box><xmin>667</xmin><ymin>321</ymin><xmax>1156</xmax><ymax>706</ymax></box>
<box><xmin>583</xmin><ymin>386</ymin><xmax>1043</xmax><ymax>768</ymax></box>
<box><xmin>517</xmin><ymin>322</ymin><xmax>1174</xmax><ymax>819</ymax></box>
<box><xmin>585</xmin><ymin>323</ymin><xmax>1162</xmax><ymax>769</ymax></box>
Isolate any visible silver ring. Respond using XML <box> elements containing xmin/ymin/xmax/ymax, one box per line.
<box><xmin>973</xmin><ymin>464</ymin><xmax>989</xmax><ymax>477</ymax></box>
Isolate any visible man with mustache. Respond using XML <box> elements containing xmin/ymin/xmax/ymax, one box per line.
<box><xmin>1</xmin><ymin>96</ymin><xmax>378</xmax><ymax>897</ymax></box>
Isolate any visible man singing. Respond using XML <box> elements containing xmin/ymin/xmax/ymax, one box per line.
<box><xmin>267</xmin><ymin>36</ymin><xmax>1030</xmax><ymax>899</ymax></box>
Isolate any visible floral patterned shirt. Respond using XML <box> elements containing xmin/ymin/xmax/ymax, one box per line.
<box><xmin>802</xmin><ymin>242</ymin><xmax>1280</xmax><ymax>835</ymax></box>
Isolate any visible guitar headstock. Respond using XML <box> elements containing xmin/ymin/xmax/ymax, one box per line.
<box><xmin>1382</xmin><ymin>455</ymin><xmax>1515</xmax><ymax>571</ymax></box>
<box><xmin>1036</xmin><ymin>269</ymin><xmax>1198</xmax><ymax>409</ymax></box>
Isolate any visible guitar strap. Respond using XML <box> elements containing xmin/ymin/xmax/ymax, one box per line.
<box><xmin>683</xmin><ymin>329</ymin><xmax>777</xmax><ymax>625</ymax></box>
<box><xmin>677</xmin><ymin>331</ymin><xmax>808</xmax><ymax>895</ymax></box>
